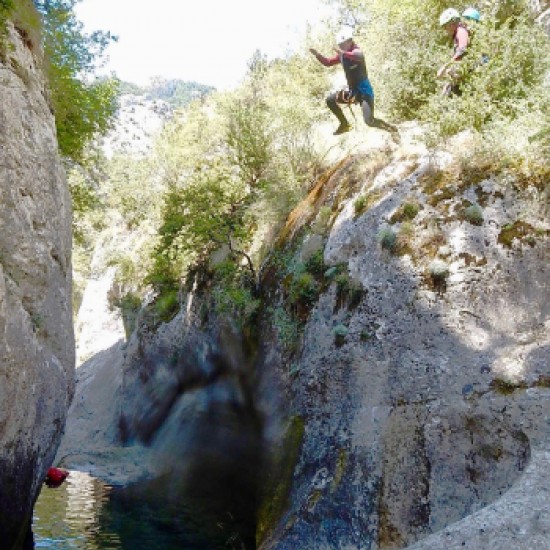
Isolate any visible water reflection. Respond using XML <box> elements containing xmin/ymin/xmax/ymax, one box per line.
<box><xmin>33</xmin><ymin>470</ymin><xmax>252</xmax><ymax>549</ymax></box>
<box><xmin>34</xmin><ymin>471</ymin><xmax>118</xmax><ymax>549</ymax></box>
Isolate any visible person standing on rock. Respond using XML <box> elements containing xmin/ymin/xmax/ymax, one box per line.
<box><xmin>437</xmin><ymin>8</ymin><xmax>470</xmax><ymax>95</ymax></box>
<box><xmin>309</xmin><ymin>27</ymin><xmax>399</xmax><ymax>138</ymax></box>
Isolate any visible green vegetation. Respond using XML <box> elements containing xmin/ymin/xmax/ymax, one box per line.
<box><xmin>490</xmin><ymin>377</ymin><xmax>528</xmax><ymax>395</ymax></box>
<box><xmin>335</xmin><ymin>271</ymin><xmax>363</xmax><ymax>309</ymax></box>
<box><xmin>463</xmin><ymin>203</ymin><xmax>484</xmax><ymax>225</ymax></box>
<box><xmin>389</xmin><ymin>201</ymin><xmax>421</xmax><ymax>224</ymax></box>
<box><xmin>304</xmin><ymin>248</ymin><xmax>326</xmax><ymax>278</ymax></box>
<box><xmin>289</xmin><ymin>272</ymin><xmax>319</xmax><ymax>308</ymax></box>
<box><xmin>0</xmin><ymin>0</ymin><xmax>14</xmax><ymax>44</ymax></box>
<box><xmin>35</xmin><ymin>0</ymin><xmax>119</xmax><ymax>162</ymax></box>
<box><xmin>211</xmin><ymin>261</ymin><xmax>260</xmax><ymax>329</ymax></box>
<box><xmin>137</xmin><ymin>51</ymin><xmax>328</xmax><ymax>321</ymax></box>
<box><xmin>62</xmin><ymin>0</ymin><xmax>548</xmax><ymax>333</ymax></box>
<box><xmin>378</xmin><ymin>227</ymin><xmax>397</xmax><ymax>251</ymax></box>
<box><xmin>497</xmin><ymin>220</ymin><xmax>545</xmax><ymax>248</ymax></box>
<box><xmin>333</xmin><ymin>323</ymin><xmax>349</xmax><ymax>346</ymax></box>
<box><xmin>112</xmin><ymin>292</ymin><xmax>142</xmax><ymax>338</ymax></box>
<box><xmin>354</xmin><ymin>188</ymin><xmax>384</xmax><ymax>218</ymax></box>
<box><xmin>330</xmin><ymin>0</ymin><xmax>549</xmax><ymax>197</ymax></box>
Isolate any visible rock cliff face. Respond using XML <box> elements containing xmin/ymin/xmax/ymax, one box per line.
<box><xmin>0</xmin><ymin>22</ymin><xmax>74</xmax><ymax>549</ymax></box>
<box><xmin>259</xmin><ymin>125</ymin><xmax>549</xmax><ymax>549</ymax></box>
<box><xmin>59</xmin><ymin>122</ymin><xmax>548</xmax><ymax>550</ymax></box>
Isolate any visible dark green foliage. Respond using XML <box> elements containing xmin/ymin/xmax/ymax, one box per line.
<box><xmin>147</xmin><ymin>159</ymin><xmax>253</xmax><ymax>296</ymax></box>
<box><xmin>145</xmin><ymin>252</ymin><xmax>180</xmax><ymax>297</ymax></box>
<box><xmin>289</xmin><ymin>272</ymin><xmax>319</xmax><ymax>307</ymax></box>
<box><xmin>153</xmin><ymin>289</ymin><xmax>179</xmax><ymax>323</ymax></box>
<box><xmin>305</xmin><ymin>249</ymin><xmax>326</xmax><ymax>278</ymax></box>
<box><xmin>211</xmin><ymin>260</ymin><xmax>260</xmax><ymax>329</ymax></box>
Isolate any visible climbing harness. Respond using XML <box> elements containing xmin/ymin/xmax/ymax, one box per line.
<box><xmin>336</xmin><ymin>89</ymin><xmax>358</xmax><ymax>127</ymax></box>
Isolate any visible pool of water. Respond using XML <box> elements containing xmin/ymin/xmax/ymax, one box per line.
<box><xmin>33</xmin><ymin>471</ymin><xmax>253</xmax><ymax>549</ymax></box>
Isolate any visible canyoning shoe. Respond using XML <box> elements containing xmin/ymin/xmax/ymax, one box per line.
<box><xmin>333</xmin><ymin>123</ymin><xmax>352</xmax><ymax>135</ymax></box>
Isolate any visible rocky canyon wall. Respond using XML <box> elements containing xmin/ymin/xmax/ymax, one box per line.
<box><xmin>0</xmin><ymin>20</ymin><xmax>74</xmax><ymax>549</ymax></box>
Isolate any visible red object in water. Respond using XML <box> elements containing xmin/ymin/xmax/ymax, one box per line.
<box><xmin>45</xmin><ymin>467</ymin><xmax>69</xmax><ymax>487</ymax></box>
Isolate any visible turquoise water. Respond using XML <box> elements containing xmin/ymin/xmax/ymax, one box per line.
<box><xmin>33</xmin><ymin>471</ymin><xmax>252</xmax><ymax>549</ymax></box>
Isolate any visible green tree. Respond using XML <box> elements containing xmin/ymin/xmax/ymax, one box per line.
<box><xmin>35</xmin><ymin>0</ymin><xmax>119</xmax><ymax>161</ymax></box>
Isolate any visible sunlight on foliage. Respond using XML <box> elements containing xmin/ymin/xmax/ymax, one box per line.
<box><xmin>35</xmin><ymin>0</ymin><xmax>119</xmax><ymax>161</ymax></box>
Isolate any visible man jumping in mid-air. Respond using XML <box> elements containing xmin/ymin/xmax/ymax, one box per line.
<box><xmin>310</xmin><ymin>27</ymin><xmax>398</xmax><ymax>137</ymax></box>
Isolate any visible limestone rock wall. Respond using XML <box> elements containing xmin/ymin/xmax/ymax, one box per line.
<box><xmin>0</xmin><ymin>22</ymin><xmax>74</xmax><ymax>549</ymax></box>
<box><xmin>260</xmin><ymin>125</ymin><xmax>550</xmax><ymax>549</ymax></box>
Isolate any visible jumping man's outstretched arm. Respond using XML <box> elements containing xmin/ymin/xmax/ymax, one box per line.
<box><xmin>309</xmin><ymin>48</ymin><xmax>340</xmax><ymax>67</ymax></box>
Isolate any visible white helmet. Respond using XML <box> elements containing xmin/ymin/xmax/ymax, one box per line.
<box><xmin>439</xmin><ymin>8</ymin><xmax>460</xmax><ymax>26</ymax></box>
<box><xmin>336</xmin><ymin>27</ymin><xmax>353</xmax><ymax>44</ymax></box>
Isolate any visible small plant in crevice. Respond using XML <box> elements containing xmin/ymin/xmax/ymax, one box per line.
<box><xmin>389</xmin><ymin>201</ymin><xmax>422</xmax><ymax>224</ymax></box>
<box><xmin>378</xmin><ymin>227</ymin><xmax>397</xmax><ymax>252</ymax></box>
<box><xmin>419</xmin><ymin>164</ymin><xmax>456</xmax><ymax>197</ymax></box>
<box><xmin>354</xmin><ymin>189</ymin><xmax>384</xmax><ymax>218</ymax></box>
<box><xmin>395</xmin><ymin>221</ymin><xmax>415</xmax><ymax>257</ymax></box>
<box><xmin>289</xmin><ymin>362</ymin><xmax>301</xmax><ymax>378</ymax></box>
<box><xmin>497</xmin><ymin>220</ymin><xmax>546</xmax><ymax>249</ymax></box>
<box><xmin>419</xmin><ymin>222</ymin><xmax>446</xmax><ymax>261</ymax></box>
<box><xmin>463</xmin><ymin>204</ymin><xmax>484</xmax><ymax>226</ymax></box>
<box><xmin>31</xmin><ymin>313</ymin><xmax>43</xmax><ymax>334</ymax></box>
<box><xmin>288</xmin><ymin>271</ymin><xmax>319</xmax><ymax>309</ymax></box>
<box><xmin>490</xmin><ymin>377</ymin><xmax>528</xmax><ymax>395</ymax></box>
<box><xmin>332</xmin><ymin>324</ymin><xmax>348</xmax><ymax>347</ymax></box>
<box><xmin>335</xmin><ymin>272</ymin><xmax>364</xmax><ymax>310</ymax></box>
<box><xmin>360</xmin><ymin>329</ymin><xmax>373</xmax><ymax>342</ymax></box>
<box><xmin>304</xmin><ymin>248</ymin><xmax>326</xmax><ymax>278</ymax></box>
<box><xmin>427</xmin><ymin>259</ymin><xmax>449</xmax><ymax>292</ymax></box>
<box><xmin>324</xmin><ymin>265</ymin><xmax>340</xmax><ymax>280</ymax></box>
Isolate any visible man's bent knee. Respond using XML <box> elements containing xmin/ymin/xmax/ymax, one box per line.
<box><xmin>326</xmin><ymin>93</ymin><xmax>338</xmax><ymax>108</ymax></box>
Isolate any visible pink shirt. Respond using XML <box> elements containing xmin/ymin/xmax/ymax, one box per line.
<box><xmin>453</xmin><ymin>25</ymin><xmax>469</xmax><ymax>60</ymax></box>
